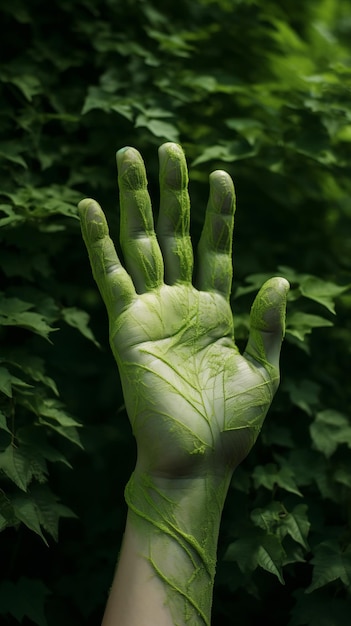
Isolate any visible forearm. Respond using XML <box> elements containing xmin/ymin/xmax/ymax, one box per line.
<box><xmin>102</xmin><ymin>468</ymin><xmax>233</xmax><ymax>626</ymax></box>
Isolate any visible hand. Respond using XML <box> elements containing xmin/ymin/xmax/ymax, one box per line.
<box><xmin>79</xmin><ymin>143</ymin><xmax>289</xmax><ymax>479</ymax></box>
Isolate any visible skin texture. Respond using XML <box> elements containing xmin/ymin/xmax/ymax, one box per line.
<box><xmin>78</xmin><ymin>142</ymin><xmax>289</xmax><ymax>625</ymax></box>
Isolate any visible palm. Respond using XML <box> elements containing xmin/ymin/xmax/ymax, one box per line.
<box><xmin>111</xmin><ymin>284</ymin><xmax>275</xmax><ymax>476</ymax></box>
<box><xmin>79</xmin><ymin>143</ymin><xmax>288</xmax><ymax>478</ymax></box>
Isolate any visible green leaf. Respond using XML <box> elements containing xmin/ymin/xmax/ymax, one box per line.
<box><xmin>256</xmin><ymin>535</ymin><xmax>285</xmax><ymax>584</ymax></box>
<box><xmin>282</xmin><ymin>378</ymin><xmax>320</xmax><ymax>416</ymax></box>
<box><xmin>252</xmin><ymin>463</ymin><xmax>302</xmax><ymax>496</ymax></box>
<box><xmin>188</xmin><ymin>74</ymin><xmax>218</xmax><ymax>92</ymax></box>
<box><xmin>62</xmin><ymin>307</ymin><xmax>100</xmax><ymax>347</ymax></box>
<box><xmin>0</xmin><ymin>142</ymin><xmax>27</xmax><ymax>168</ymax></box>
<box><xmin>9</xmin><ymin>74</ymin><xmax>42</xmax><ymax>100</ymax></box>
<box><xmin>334</xmin><ymin>463</ymin><xmax>351</xmax><ymax>488</ymax></box>
<box><xmin>0</xmin><ymin>367</ymin><xmax>13</xmax><ymax>398</ymax></box>
<box><xmin>31</xmin><ymin>484</ymin><xmax>77</xmax><ymax>541</ymax></box>
<box><xmin>226</xmin><ymin>118</ymin><xmax>264</xmax><ymax>146</ymax></box>
<box><xmin>135</xmin><ymin>114</ymin><xmax>179</xmax><ymax>141</ymax></box>
<box><xmin>0</xmin><ymin>445</ymin><xmax>31</xmax><ymax>491</ymax></box>
<box><xmin>282</xmin><ymin>544</ymin><xmax>306</xmax><ymax>567</ymax></box>
<box><xmin>28</xmin><ymin>452</ymin><xmax>48</xmax><ymax>484</ymax></box>
<box><xmin>192</xmin><ymin>144</ymin><xmax>233</xmax><ymax>166</ymax></box>
<box><xmin>0</xmin><ymin>295</ymin><xmax>56</xmax><ymax>340</ymax></box>
<box><xmin>251</xmin><ymin>502</ymin><xmax>310</xmax><ymax>550</ymax></box>
<box><xmin>251</xmin><ymin>501</ymin><xmax>285</xmax><ymax>532</ymax></box>
<box><xmin>0</xmin><ymin>577</ymin><xmax>50</xmax><ymax>626</ymax></box>
<box><xmin>299</xmin><ymin>277</ymin><xmax>350</xmax><ymax>314</ymax></box>
<box><xmin>192</xmin><ymin>141</ymin><xmax>257</xmax><ymax>166</ymax></box>
<box><xmin>8</xmin><ymin>354</ymin><xmax>59</xmax><ymax>396</ymax></box>
<box><xmin>286</xmin><ymin>312</ymin><xmax>333</xmax><ymax>342</ymax></box>
<box><xmin>38</xmin><ymin>398</ymin><xmax>82</xmax><ymax>428</ymax></box>
<box><xmin>224</xmin><ymin>533</ymin><xmax>257</xmax><ymax>573</ymax></box>
<box><xmin>82</xmin><ymin>87</ymin><xmax>134</xmax><ymax>120</ymax></box>
<box><xmin>281</xmin><ymin>505</ymin><xmax>310</xmax><ymax>550</ymax></box>
<box><xmin>17</xmin><ymin>427</ymin><xmax>72</xmax><ymax>468</ymax></box>
<box><xmin>145</xmin><ymin>27</ymin><xmax>194</xmax><ymax>57</ymax></box>
<box><xmin>334</xmin><ymin>124</ymin><xmax>351</xmax><ymax>142</ymax></box>
<box><xmin>285</xmin><ymin>506</ymin><xmax>309</xmax><ymax>547</ymax></box>
<box><xmin>3</xmin><ymin>185</ymin><xmax>81</xmax><ymax>220</ymax></box>
<box><xmin>310</xmin><ymin>410</ymin><xmax>351</xmax><ymax>458</ymax></box>
<box><xmin>0</xmin><ymin>203</ymin><xmax>25</xmax><ymax>227</ymax></box>
<box><xmin>18</xmin><ymin>396</ymin><xmax>83</xmax><ymax>448</ymax></box>
<box><xmin>234</xmin><ymin>273</ymin><xmax>277</xmax><ymax>299</ymax></box>
<box><xmin>0</xmin><ymin>491</ymin><xmax>15</xmax><ymax>528</ymax></box>
<box><xmin>225</xmin><ymin>530</ymin><xmax>285</xmax><ymax>584</ymax></box>
<box><xmin>306</xmin><ymin>541</ymin><xmax>351</xmax><ymax>593</ymax></box>
<box><xmin>11</xmin><ymin>493</ymin><xmax>47</xmax><ymax>543</ymax></box>
<box><xmin>9</xmin><ymin>373</ymin><xmax>33</xmax><ymax>392</ymax></box>
<box><xmin>41</xmin><ymin>424</ymin><xmax>83</xmax><ymax>448</ymax></box>
<box><xmin>277</xmin><ymin>267</ymin><xmax>350</xmax><ymax>315</ymax></box>
<box><xmin>0</xmin><ymin>411</ymin><xmax>12</xmax><ymax>434</ymax></box>
<box><xmin>281</xmin><ymin>449</ymin><xmax>326</xmax><ymax>490</ymax></box>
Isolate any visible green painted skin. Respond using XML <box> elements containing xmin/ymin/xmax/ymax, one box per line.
<box><xmin>79</xmin><ymin>143</ymin><xmax>289</xmax><ymax>625</ymax></box>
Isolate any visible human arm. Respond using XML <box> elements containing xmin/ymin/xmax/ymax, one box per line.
<box><xmin>78</xmin><ymin>143</ymin><xmax>289</xmax><ymax>625</ymax></box>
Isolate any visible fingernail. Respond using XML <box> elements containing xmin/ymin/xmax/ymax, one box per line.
<box><xmin>116</xmin><ymin>146</ymin><xmax>135</xmax><ymax>164</ymax></box>
<box><xmin>78</xmin><ymin>198</ymin><xmax>95</xmax><ymax>214</ymax></box>
<box><xmin>117</xmin><ymin>146</ymin><xmax>133</xmax><ymax>155</ymax></box>
<box><xmin>116</xmin><ymin>147</ymin><xmax>141</xmax><ymax>177</ymax></box>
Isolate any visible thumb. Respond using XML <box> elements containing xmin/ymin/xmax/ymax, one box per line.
<box><xmin>244</xmin><ymin>277</ymin><xmax>289</xmax><ymax>375</ymax></box>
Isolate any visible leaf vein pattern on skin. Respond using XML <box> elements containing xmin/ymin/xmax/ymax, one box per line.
<box><xmin>126</xmin><ymin>474</ymin><xmax>218</xmax><ymax>576</ymax></box>
<box><xmin>138</xmin><ymin>347</ymin><xmax>202</xmax><ymax>395</ymax></box>
<box><xmin>124</xmin><ymin>364</ymin><xmax>212</xmax><ymax>448</ymax></box>
<box><xmin>127</xmin><ymin>498</ymin><xmax>198</xmax><ymax>568</ymax></box>
<box><xmin>148</xmin><ymin>558</ymin><xmax>209</xmax><ymax>626</ymax></box>
<box><xmin>128</xmin><ymin>496</ymin><xmax>214</xmax><ymax>576</ymax></box>
<box><xmin>125</xmin><ymin>473</ymin><xmax>217</xmax><ymax>626</ymax></box>
<box><xmin>226</xmin><ymin>376</ymin><xmax>276</xmax><ymax>401</ymax></box>
<box><xmin>138</xmin><ymin>345</ymin><xmax>220</xmax><ymax>434</ymax></box>
<box><xmin>131</xmin><ymin>352</ymin><xmax>218</xmax><ymax>439</ymax></box>
<box><xmin>126</xmin><ymin>361</ymin><xmax>208</xmax><ymax>420</ymax></box>
<box><xmin>147</xmin><ymin>410</ymin><xmax>210</xmax><ymax>449</ymax></box>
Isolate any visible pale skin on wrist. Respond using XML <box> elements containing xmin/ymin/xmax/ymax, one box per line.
<box><xmin>78</xmin><ymin>142</ymin><xmax>289</xmax><ymax>625</ymax></box>
<box><xmin>102</xmin><ymin>515</ymin><xmax>175</xmax><ymax>626</ymax></box>
<box><xmin>103</xmin><ymin>473</ymin><xmax>228</xmax><ymax>626</ymax></box>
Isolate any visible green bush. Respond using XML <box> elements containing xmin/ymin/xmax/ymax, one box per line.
<box><xmin>1</xmin><ymin>1</ymin><xmax>350</xmax><ymax>624</ymax></box>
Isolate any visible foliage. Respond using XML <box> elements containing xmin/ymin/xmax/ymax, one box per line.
<box><xmin>0</xmin><ymin>0</ymin><xmax>350</xmax><ymax>624</ymax></box>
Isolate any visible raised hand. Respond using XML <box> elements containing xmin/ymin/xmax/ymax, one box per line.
<box><xmin>79</xmin><ymin>142</ymin><xmax>289</xmax><ymax>626</ymax></box>
<box><xmin>78</xmin><ymin>143</ymin><xmax>289</xmax><ymax>478</ymax></box>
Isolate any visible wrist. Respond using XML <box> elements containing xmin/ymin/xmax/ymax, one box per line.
<box><xmin>124</xmin><ymin>467</ymin><xmax>233</xmax><ymax>625</ymax></box>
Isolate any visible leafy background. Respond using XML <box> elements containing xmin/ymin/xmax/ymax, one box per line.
<box><xmin>0</xmin><ymin>0</ymin><xmax>351</xmax><ymax>624</ymax></box>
